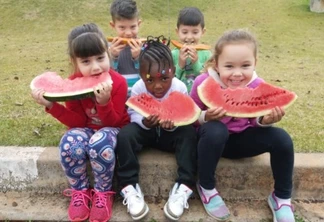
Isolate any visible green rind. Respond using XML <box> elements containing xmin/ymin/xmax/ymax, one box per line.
<box><xmin>30</xmin><ymin>72</ymin><xmax>112</xmax><ymax>102</ymax></box>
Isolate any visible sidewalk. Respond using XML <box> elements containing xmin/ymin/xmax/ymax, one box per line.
<box><xmin>1</xmin><ymin>146</ymin><xmax>324</xmax><ymax>221</ymax></box>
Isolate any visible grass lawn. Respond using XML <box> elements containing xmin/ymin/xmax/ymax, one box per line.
<box><xmin>0</xmin><ymin>0</ymin><xmax>323</xmax><ymax>152</ymax></box>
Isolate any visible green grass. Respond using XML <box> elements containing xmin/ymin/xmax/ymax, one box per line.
<box><xmin>0</xmin><ymin>0</ymin><xmax>323</xmax><ymax>152</ymax></box>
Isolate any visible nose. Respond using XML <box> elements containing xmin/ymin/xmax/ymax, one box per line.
<box><xmin>232</xmin><ymin>68</ymin><xmax>242</xmax><ymax>76</ymax></box>
<box><xmin>92</xmin><ymin>62</ymin><xmax>101</xmax><ymax>73</ymax></box>
<box><xmin>124</xmin><ymin>28</ymin><xmax>132</xmax><ymax>37</ymax></box>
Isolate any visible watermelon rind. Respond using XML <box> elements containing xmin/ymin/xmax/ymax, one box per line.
<box><xmin>30</xmin><ymin>72</ymin><xmax>113</xmax><ymax>102</ymax></box>
<box><xmin>126</xmin><ymin>92</ymin><xmax>201</xmax><ymax>126</ymax></box>
<box><xmin>197</xmin><ymin>77</ymin><xmax>298</xmax><ymax>118</ymax></box>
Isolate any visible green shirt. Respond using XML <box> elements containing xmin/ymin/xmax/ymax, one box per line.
<box><xmin>172</xmin><ymin>48</ymin><xmax>212</xmax><ymax>92</ymax></box>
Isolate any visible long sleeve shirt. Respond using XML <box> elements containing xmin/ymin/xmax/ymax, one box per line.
<box><xmin>46</xmin><ymin>69</ymin><xmax>130</xmax><ymax>130</ymax></box>
<box><xmin>172</xmin><ymin>48</ymin><xmax>212</xmax><ymax>92</ymax></box>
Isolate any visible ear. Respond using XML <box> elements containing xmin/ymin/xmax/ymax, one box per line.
<box><xmin>202</xmin><ymin>28</ymin><xmax>206</xmax><ymax>35</ymax></box>
<box><xmin>109</xmin><ymin>21</ymin><xmax>115</xmax><ymax>29</ymax></box>
<box><xmin>137</xmin><ymin>19</ymin><xmax>142</xmax><ymax>26</ymax></box>
<box><xmin>175</xmin><ymin>27</ymin><xmax>179</xmax><ymax>35</ymax></box>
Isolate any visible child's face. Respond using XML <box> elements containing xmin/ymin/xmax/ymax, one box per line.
<box><xmin>110</xmin><ymin>18</ymin><xmax>141</xmax><ymax>38</ymax></box>
<box><xmin>76</xmin><ymin>52</ymin><xmax>110</xmax><ymax>77</ymax></box>
<box><xmin>176</xmin><ymin>24</ymin><xmax>205</xmax><ymax>45</ymax></box>
<box><xmin>215</xmin><ymin>43</ymin><xmax>256</xmax><ymax>89</ymax></box>
<box><xmin>140</xmin><ymin>63</ymin><xmax>175</xmax><ymax>98</ymax></box>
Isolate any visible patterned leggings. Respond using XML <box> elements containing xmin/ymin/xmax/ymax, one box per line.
<box><xmin>59</xmin><ymin>127</ymin><xmax>119</xmax><ymax>192</ymax></box>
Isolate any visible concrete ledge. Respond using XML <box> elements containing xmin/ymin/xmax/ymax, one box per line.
<box><xmin>0</xmin><ymin>146</ymin><xmax>324</xmax><ymax>200</ymax></box>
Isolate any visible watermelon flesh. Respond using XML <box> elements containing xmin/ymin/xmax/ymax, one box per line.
<box><xmin>126</xmin><ymin>91</ymin><xmax>201</xmax><ymax>126</ymax></box>
<box><xmin>30</xmin><ymin>71</ymin><xmax>112</xmax><ymax>102</ymax></box>
<box><xmin>197</xmin><ymin>76</ymin><xmax>297</xmax><ymax>118</ymax></box>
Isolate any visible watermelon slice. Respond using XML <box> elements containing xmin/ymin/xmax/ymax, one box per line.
<box><xmin>197</xmin><ymin>76</ymin><xmax>297</xmax><ymax>118</ymax></box>
<box><xmin>30</xmin><ymin>71</ymin><xmax>112</xmax><ymax>102</ymax></box>
<box><xmin>126</xmin><ymin>91</ymin><xmax>201</xmax><ymax>126</ymax></box>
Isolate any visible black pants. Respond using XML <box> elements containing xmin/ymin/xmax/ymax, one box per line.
<box><xmin>197</xmin><ymin>121</ymin><xmax>294</xmax><ymax>199</ymax></box>
<box><xmin>116</xmin><ymin>123</ymin><xmax>197</xmax><ymax>188</ymax></box>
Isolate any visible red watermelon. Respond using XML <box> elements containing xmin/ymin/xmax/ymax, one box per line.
<box><xmin>197</xmin><ymin>76</ymin><xmax>297</xmax><ymax>118</ymax></box>
<box><xmin>126</xmin><ymin>91</ymin><xmax>201</xmax><ymax>126</ymax></box>
<box><xmin>30</xmin><ymin>71</ymin><xmax>112</xmax><ymax>102</ymax></box>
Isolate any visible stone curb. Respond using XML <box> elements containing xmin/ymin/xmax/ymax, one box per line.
<box><xmin>0</xmin><ymin>146</ymin><xmax>324</xmax><ymax>200</ymax></box>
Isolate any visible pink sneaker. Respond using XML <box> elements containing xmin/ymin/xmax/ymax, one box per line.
<box><xmin>63</xmin><ymin>189</ymin><xmax>91</xmax><ymax>221</ymax></box>
<box><xmin>89</xmin><ymin>189</ymin><xmax>115</xmax><ymax>222</ymax></box>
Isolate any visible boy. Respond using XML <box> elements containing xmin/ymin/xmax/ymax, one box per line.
<box><xmin>172</xmin><ymin>7</ymin><xmax>212</xmax><ymax>92</ymax></box>
<box><xmin>109</xmin><ymin>0</ymin><xmax>142</xmax><ymax>96</ymax></box>
<box><xmin>115</xmin><ymin>37</ymin><xmax>197</xmax><ymax>221</ymax></box>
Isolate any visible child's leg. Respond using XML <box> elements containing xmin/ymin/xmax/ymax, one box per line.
<box><xmin>59</xmin><ymin>127</ymin><xmax>94</xmax><ymax>190</ymax></box>
<box><xmin>115</xmin><ymin>123</ymin><xmax>156</xmax><ymax>187</ymax></box>
<box><xmin>87</xmin><ymin>127</ymin><xmax>119</xmax><ymax>191</ymax></box>
<box><xmin>223</xmin><ymin>126</ymin><xmax>294</xmax><ymax>199</ymax></box>
<box><xmin>158</xmin><ymin>125</ymin><xmax>198</xmax><ymax>187</ymax></box>
<box><xmin>197</xmin><ymin>121</ymin><xmax>229</xmax><ymax>189</ymax></box>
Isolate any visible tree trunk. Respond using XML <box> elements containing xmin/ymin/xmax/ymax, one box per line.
<box><xmin>310</xmin><ymin>0</ymin><xmax>324</xmax><ymax>13</ymax></box>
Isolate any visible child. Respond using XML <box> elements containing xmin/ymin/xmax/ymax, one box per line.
<box><xmin>31</xmin><ymin>23</ymin><xmax>129</xmax><ymax>222</ymax></box>
<box><xmin>115</xmin><ymin>36</ymin><xmax>197</xmax><ymax>221</ymax></box>
<box><xmin>190</xmin><ymin>29</ymin><xmax>295</xmax><ymax>222</ymax></box>
<box><xmin>172</xmin><ymin>7</ymin><xmax>212</xmax><ymax>92</ymax></box>
<box><xmin>109</xmin><ymin>0</ymin><xmax>142</xmax><ymax>96</ymax></box>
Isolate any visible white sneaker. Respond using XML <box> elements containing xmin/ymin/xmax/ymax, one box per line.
<box><xmin>121</xmin><ymin>184</ymin><xmax>149</xmax><ymax>220</ymax></box>
<box><xmin>163</xmin><ymin>183</ymin><xmax>193</xmax><ymax>221</ymax></box>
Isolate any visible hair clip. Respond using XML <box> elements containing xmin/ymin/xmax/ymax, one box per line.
<box><xmin>161</xmin><ymin>70</ymin><xmax>165</xmax><ymax>75</ymax></box>
<box><xmin>146</xmin><ymin>74</ymin><xmax>150</xmax><ymax>79</ymax></box>
<box><xmin>156</xmin><ymin>73</ymin><xmax>161</xmax><ymax>77</ymax></box>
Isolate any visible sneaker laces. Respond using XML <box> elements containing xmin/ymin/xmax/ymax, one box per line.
<box><xmin>169</xmin><ymin>189</ymin><xmax>190</xmax><ymax>209</ymax></box>
<box><xmin>122</xmin><ymin>188</ymin><xmax>143</xmax><ymax>212</ymax></box>
<box><xmin>92</xmin><ymin>190</ymin><xmax>115</xmax><ymax>208</ymax></box>
<box><xmin>63</xmin><ymin>189</ymin><xmax>91</xmax><ymax>208</ymax></box>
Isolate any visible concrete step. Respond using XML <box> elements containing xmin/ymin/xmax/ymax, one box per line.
<box><xmin>1</xmin><ymin>191</ymin><xmax>324</xmax><ymax>221</ymax></box>
<box><xmin>0</xmin><ymin>146</ymin><xmax>324</xmax><ymax>200</ymax></box>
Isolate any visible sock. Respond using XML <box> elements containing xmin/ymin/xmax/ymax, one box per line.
<box><xmin>200</xmin><ymin>185</ymin><xmax>218</xmax><ymax>202</ymax></box>
<box><xmin>275</xmin><ymin>195</ymin><xmax>291</xmax><ymax>207</ymax></box>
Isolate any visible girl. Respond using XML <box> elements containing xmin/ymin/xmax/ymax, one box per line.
<box><xmin>115</xmin><ymin>36</ymin><xmax>197</xmax><ymax>221</ymax></box>
<box><xmin>190</xmin><ymin>29</ymin><xmax>295</xmax><ymax>222</ymax></box>
<box><xmin>31</xmin><ymin>23</ymin><xmax>129</xmax><ymax>222</ymax></box>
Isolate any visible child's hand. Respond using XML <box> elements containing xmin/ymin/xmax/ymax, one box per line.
<box><xmin>109</xmin><ymin>37</ymin><xmax>127</xmax><ymax>58</ymax></box>
<box><xmin>260</xmin><ymin>106</ymin><xmax>285</xmax><ymax>125</ymax></box>
<box><xmin>128</xmin><ymin>39</ymin><xmax>142</xmax><ymax>60</ymax></box>
<box><xmin>160</xmin><ymin>119</ymin><xmax>175</xmax><ymax>130</ymax></box>
<box><xmin>178</xmin><ymin>45</ymin><xmax>190</xmax><ymax>69</ymax></box>
<box><xmin>94</xmin><ymin>82</ymin><xmax>112</xmax><ymax>105</ymax></box>
<box><xmin>205</xmin><ymin>107</ymin><xmax>226</xmax><ymax>121</ymax></box>
<box><xmin>31</xmin><ymin>88</ymin><xmax>53</xmax><ymax>109</ymax></box>
<box><xmin>186</xmin><ymin>47</ymin><xmax>198</xmax><ymax>64</ymax></box>
<box><xmin>142</xmin><ymin>114</ymin><xmax>160</xmax><ymax>128</ymax></box>
<box><xmin>178</xmin><ymin>45</ymin><xmax>198</xmax><ymax>68</ymax></box>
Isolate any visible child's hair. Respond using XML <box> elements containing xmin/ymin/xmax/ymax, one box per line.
<box><xmin>176</xmin><ymin>7</ymin><xmax>205</xmax><ymax>29</ymax></box>
<box><xmin>203</xmin><ymin>29</ymin><xmax>258</xmax><ymax>72</ymax></box>
<box><xmin>110</xmin><ymin>0</ymin><xmax>139</xmax><ymax>21</ymax></box>
<box><xmin>67</xmin><ymin>23</ymin><xmax>109</xmax><ymax>72</ymax></box>
<box><xmin>139</xmin><ymin>36</ymin><xmax>173</xmax><ymax>74</ymax></box>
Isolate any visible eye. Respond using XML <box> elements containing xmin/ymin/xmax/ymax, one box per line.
<box><xmin>243</xmin><ymin>64</ymin><xmax>251</xmax><ymax>68</ymax></box>
<box><xmin>81</xmin><ymin>59</ymin><xmax>89</xmax><ymax>64</ymax></box>
<box><xmin>146</xmin><ymin>79</ymin><xmax>153</xmax><ymax>83</ymax></box>
<box><xmin>225</xmin><ymin>65</ymin><xmax>233</xmax><ymax>68</ymax></box>
<box><xmin>98</xmin><ymin>56</ymin><xmax>105</xmax><ymax>61</ymax></box>
<box><xmin>162</xmin><ymin>77</ymin><xmax>169</xmax><ymax>81</ymax></box>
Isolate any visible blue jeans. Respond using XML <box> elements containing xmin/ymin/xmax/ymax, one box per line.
<box><xmin>197</xmin><ymin>121</ymin><xmax>294</xmax><ymax>199</ymax></box>
<box><xmin>59</xmin><ymin>127</ymin><xmax>119</xmax><ymax>191</ymax></box>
